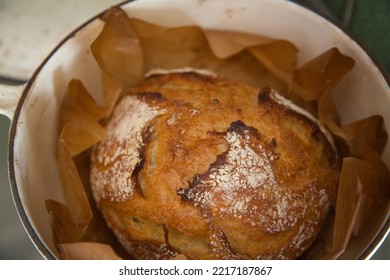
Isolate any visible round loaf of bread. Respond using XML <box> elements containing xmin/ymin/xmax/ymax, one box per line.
<box><xmin>90</xmin><ymin>70</ymin><xmax>340</xmax><ymax>259</ymax></box>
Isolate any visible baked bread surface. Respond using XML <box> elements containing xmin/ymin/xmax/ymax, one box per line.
<box><xmin>90</xmin><ymin>71</ymin><xmax>340</xmax><ymax>259</ymax></box>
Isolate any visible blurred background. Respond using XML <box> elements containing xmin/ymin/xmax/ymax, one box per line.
<box><xmin>0</xmin><ymin>0</ymin><xmax>389</xmax><ymax>259</ymax></box>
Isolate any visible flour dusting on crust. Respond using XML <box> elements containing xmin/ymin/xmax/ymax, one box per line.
<box><xmin>145</xmin><ymin>67</ymin><xmax>217</xmax><ymax>78</ymax></box>
<box><xmin>178</xmin><ymin>121</ymin><xmax>329</xmax><ymax>235</ymax></box>
<box><xmin>90</xmin><ymin>95</ymin><xmax>162</xmax><ymax>203</ymax></box>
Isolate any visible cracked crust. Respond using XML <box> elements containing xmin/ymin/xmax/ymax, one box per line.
<box><xmin>90</xmin><ymin>71</ymin><xmax>340</xmax><ymax>259</ymax></box>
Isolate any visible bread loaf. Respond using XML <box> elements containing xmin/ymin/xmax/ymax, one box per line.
<box><xmin>90</xmin><ymin>70</ymin><xmax>340</xmax><ymax>259</ymax></box>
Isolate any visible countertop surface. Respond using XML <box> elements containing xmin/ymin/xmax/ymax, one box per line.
<box><xmin>0</xmin><ymin>0</ymin><xmax>389</xmax><ymax>260</ymax></box>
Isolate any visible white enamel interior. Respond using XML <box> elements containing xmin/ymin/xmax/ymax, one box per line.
<box><xmin>10</xmin><ymin>0</ymin><xmax>390</xmax><ymax>259</ymax></box>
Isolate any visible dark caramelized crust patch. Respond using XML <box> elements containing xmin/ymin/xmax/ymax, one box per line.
<box><xmin>136</xmin><ymin>91</ymin><xmax>167</xmax><ymax>103</ymax></box>
<box><xmin>257</xmin><ymin>86</ymin><xmax>272</xmax><ymax>104</ymax></box>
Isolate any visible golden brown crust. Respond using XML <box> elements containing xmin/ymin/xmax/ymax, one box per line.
<box><xmin>90</xmin><ymin>71</ymin><xmax>340</xmax><ymax>259</ymax></box>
